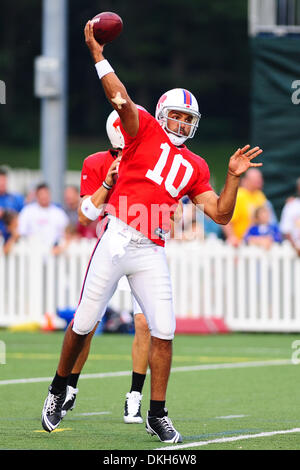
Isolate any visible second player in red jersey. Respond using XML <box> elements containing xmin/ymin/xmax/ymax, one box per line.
<box><xmin>80</xmin><ymin>150</ymin><xmax>117</xmax><ymax>200</ymax></box>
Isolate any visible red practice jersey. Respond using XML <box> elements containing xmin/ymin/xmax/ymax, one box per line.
<box><xmin>106</xmin><ymin>108</ymin><xmax>212</xmax><ymax>246</ymax></box>
<box><xmin>80</xmin><ymin>149</ymin><xmax>119</xmax><ymax>198</ymax></box>
<box><xmin>79</xmin><ymin>149</ymin><xmax>119</xmax><ymax>237</ymax></box>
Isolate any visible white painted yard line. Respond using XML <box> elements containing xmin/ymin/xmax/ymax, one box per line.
<box><xmin>75</xmin><ymin>411</ymin><xmax>111</xmax><ymax>416</ymax></box>
<box><xmin>155</xmin><ymin>427</ymin><xmax>300</xmax><ymax>450</ymax></box>
<box><xmin>0</xmin><ymin>358</ymin><xmax>292</xmax><ymax>386</ymax></box>
<box><xmin>215</xmin><ymin>414</ymin><xmax>247</xmax><ymax>419</ymax></box>
<box><xmin>170</xmin><ymin>359</ymin><xmax>292</xmax><ymax>372</ymax></box>
<box><xmin>0</xmin><ymin>376</ymin><xmax>54</xmax><ymax>385</ymax></box>
<box><xmin>0</xmin><ymin>370</ymin><xmax>132</xmax><ymax>385</ymax></box>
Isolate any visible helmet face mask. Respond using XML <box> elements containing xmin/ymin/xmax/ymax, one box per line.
<box><xmin>155</xmin><ymin>89</ymin><xmax>201</xmax><ymax>146</ymax></box>
<box><xmin>162</xmin><ymin>107</ymin><xmax>199</xmax><ymax>139</ymax></box>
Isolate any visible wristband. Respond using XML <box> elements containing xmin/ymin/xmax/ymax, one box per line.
<box><xmin>102</xmin><ymin>180</ymin><xmax>113</xmax><ymax>190</ymax></box>
<box><xmin>81</xmin><ymin>196</ymin><xmax>102</xmax><ymax>221</ymax></box>
<box><xmin>95</xmin><ymin>60</ymin><xmax>115</xmax><ymax>80</ymax></box>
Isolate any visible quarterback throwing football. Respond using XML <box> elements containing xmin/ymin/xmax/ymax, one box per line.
<box><xmin>41</xmin><ymin>21</ymin><xmax>263</xmax><ymax>443</ymax></box>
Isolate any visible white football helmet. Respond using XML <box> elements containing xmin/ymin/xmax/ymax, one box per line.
<box><xmin>155</xmin><ymin>88</ymin><xmax>201</xmax><ymax>146</ymax></box>
<box><xmin>106</xmin><ymin>110</ymin><xmax>125</xmax><ymax>149</ymax></box>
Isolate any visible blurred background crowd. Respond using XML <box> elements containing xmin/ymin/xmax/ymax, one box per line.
<box><xmin>1</xmin><ymin>164</ymin><xmax>300</xmax><ymax>255</ymax></box>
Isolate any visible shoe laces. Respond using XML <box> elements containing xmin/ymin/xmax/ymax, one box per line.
<box><xmin>126</xmin><ymin>392</ymin><xmax>142</xmax><ymax>415</ymax></box>
<box><xmin>155</xmin><ymin>415</ymin><xmax>175</xmax><ymax>434</ymax></box>
<box><xmin>47</xmin><ymin>392</ymin><xmax>63</xmax><ymax>415</ymax></box>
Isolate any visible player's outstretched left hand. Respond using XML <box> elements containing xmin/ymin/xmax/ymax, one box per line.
<box><xmin>228</xmin><ymin>145</ymin><xmax>263</xmax><ymax>177</ymax></box>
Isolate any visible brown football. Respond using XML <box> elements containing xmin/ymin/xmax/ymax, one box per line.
<box><xmin>90</xmin><ymin>12</ymin><xmax>123</xmax><ymax>45</ymax></box>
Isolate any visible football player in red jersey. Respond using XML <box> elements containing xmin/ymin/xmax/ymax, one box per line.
<box><xmin>42</xmin><ymin>21</ymin><xmax>263</xmax><ymax>442</ymax></box>
<box><xmin>61</xmin><ymin>110</ymin><xmax>150</xmax><ymax>425</ymax></box>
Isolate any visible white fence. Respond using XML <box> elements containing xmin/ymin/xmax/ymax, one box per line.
<box><xmin>5</xmin><ymin>168</ymin><xmax>81</xmax><ymax>196</ymax></box>
<box><xmin>0</xmin><ymin>238</ymin><xmax>300</xmax><ymax>332</ymax></box>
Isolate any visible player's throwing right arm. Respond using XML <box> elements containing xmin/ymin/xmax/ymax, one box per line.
<box><xmin>84</xmin><ymin>21</ymin><xmax>139</xmax><ymax>138</ymax></box>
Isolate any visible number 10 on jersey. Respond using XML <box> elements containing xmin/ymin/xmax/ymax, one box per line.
<box><xmin>146</xmin><ymin>143</ymin><xmax>193</xmax><ymax>198</ymax></box>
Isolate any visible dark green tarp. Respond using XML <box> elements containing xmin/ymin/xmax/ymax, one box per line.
<box><xmin>250</xmin><ymin>36</ymin><xmax>300</xmax><ymax>217</ymax></box>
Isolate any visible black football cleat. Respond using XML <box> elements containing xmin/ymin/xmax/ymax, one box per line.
<box><xmin>146</xmin><ymin>408</ymin><xmax>182</xmax><ymax>443</ymax></box>
<box><xmin>41</xmin><ymin>386</ymin><xmax>66</xmax><ymax>432</ymax></box>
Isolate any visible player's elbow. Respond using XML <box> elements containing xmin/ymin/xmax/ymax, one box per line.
<box><xmin>212</xmin><ymin>212</ymin><xmax>233</xmax><ymax>225</ymax></box>
<box><xmin>218</xmin><ymin>216</ymin><xmax>233</xmax><ymax>226</ymax></box>
<box><xmin>78</xmin><ymin>210</ymin><xmax>90</xmax><ymax>226</ymax></box>
<box><xmin>213</xmin><ymin>200</ymin><xmax>234</xmax><ymax>225</ymax></box>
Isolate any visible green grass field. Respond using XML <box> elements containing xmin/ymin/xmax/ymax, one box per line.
<box><xmin>1</xmin><ymin>330</ymin><xmax>300</xmax><ymax>452</ymax></box>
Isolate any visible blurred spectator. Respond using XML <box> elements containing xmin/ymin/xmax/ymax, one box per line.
<box><xmin>223</xmin><ymin>168</ymin><xmax>276</xmax><ymax>246</ymax></box>
<box><xmin>61</xmin><ymin>184</ymin><xmax>98</xmax><ymax>239</ymax></box>
<box><xmin>0</xmin><ymin>167</ymin><xmax>24</xmax><ymax>242</ymax></box>
<box><xmin>52</xmin><ymin>223</ymin><xmax>81</xmax><ymax>256</ymax></box>
<box><xmin>63</xmin><ymin>185</ymin><xmax>80</xmax><ymax>229</ymax></box>
<box><xmin>181</xmin><ymin>219</ymin><xmax>204</xmax><ymax>242</ymax></box>
<box><xmin>18</xmin><ymin>183</ymin><xmax>69</xmax><ymax>248</ymax></box>
<box><xmin>280</xmin><ymin>178</ymin><xmax>300</xmax><ymax>256</ymax></box>
<box><xmin>244</xmin><ymin>206</ymin><xmax>282</xmax><ymax>250</ymax></box>
<box><xmin>282</xmin><ymin>177</ymin><xmax>300</xmax><ymax>205</ymax></box>
<box><xmin>63</xmin><ymin>184</ymin><xmax>98</xmax><ymax>238</ymax></box>
<box><xmin>24</xmin><ymin>184</ymin><xmax>38</xmax><ymax>205</ymax></box>
<box><xmin>0</xmin><ymin>210</ymin><xmax>20</xmax><ymax>254</ymax></box>
<box><xmin>180</xmin><ymin>196</ymin><xmax>221</xmax><ymax>241</ymax></box>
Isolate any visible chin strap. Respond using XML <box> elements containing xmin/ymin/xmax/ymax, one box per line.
<box><xmin>166</xmin><ymin>131</ymin><xmax>188</xmax><ymax>147</ymax></box>
<box><xmin>158</xmin><ymin>121</ymin><xmax>187</xmax><ymax>146</ymax></box>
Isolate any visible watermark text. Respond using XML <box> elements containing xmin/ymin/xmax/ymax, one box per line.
<box><xmin>0</xmin><ymin>341</ymin><xmax>6</xmax><ymax>364</ymax></box>
<box><xmin>291</xmin><ymin>80</ymin><xmax>300</xmax><ymax>105</ymax></box>
<box><xmin>96</xmin><ymin>198</ymin><xmax>205</xmax><ymax>242</ymax></box>
<box><xmin>0</xmin><ymin>80</ymin><xmax>6</xmax><ymax>104</ymax></box>
<box><xmin>291</xmin><ymin>340</ymin><xmax>300</xmax><ymax>364</ymax></box>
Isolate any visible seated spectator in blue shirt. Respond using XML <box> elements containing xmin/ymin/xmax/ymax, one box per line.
<box><xmin>0</xmin><ymin>167</ymin><xmax>24</xmax><ymax>241</ymax></box>
<box><xmin>244</xmin><ymin>205</ymin><xmax>282</xmax><ymax>250</ymax></box>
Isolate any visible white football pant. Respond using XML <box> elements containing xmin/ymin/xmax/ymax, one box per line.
<box><xmin>117</xmin><ymin>275</ymin><xmax>143</xmax><ymax>315</ymax></box>
<box><xmin>73</xmin><ymin>215</ymin><xmax>175</xmax><ymax>340</ymax></box>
